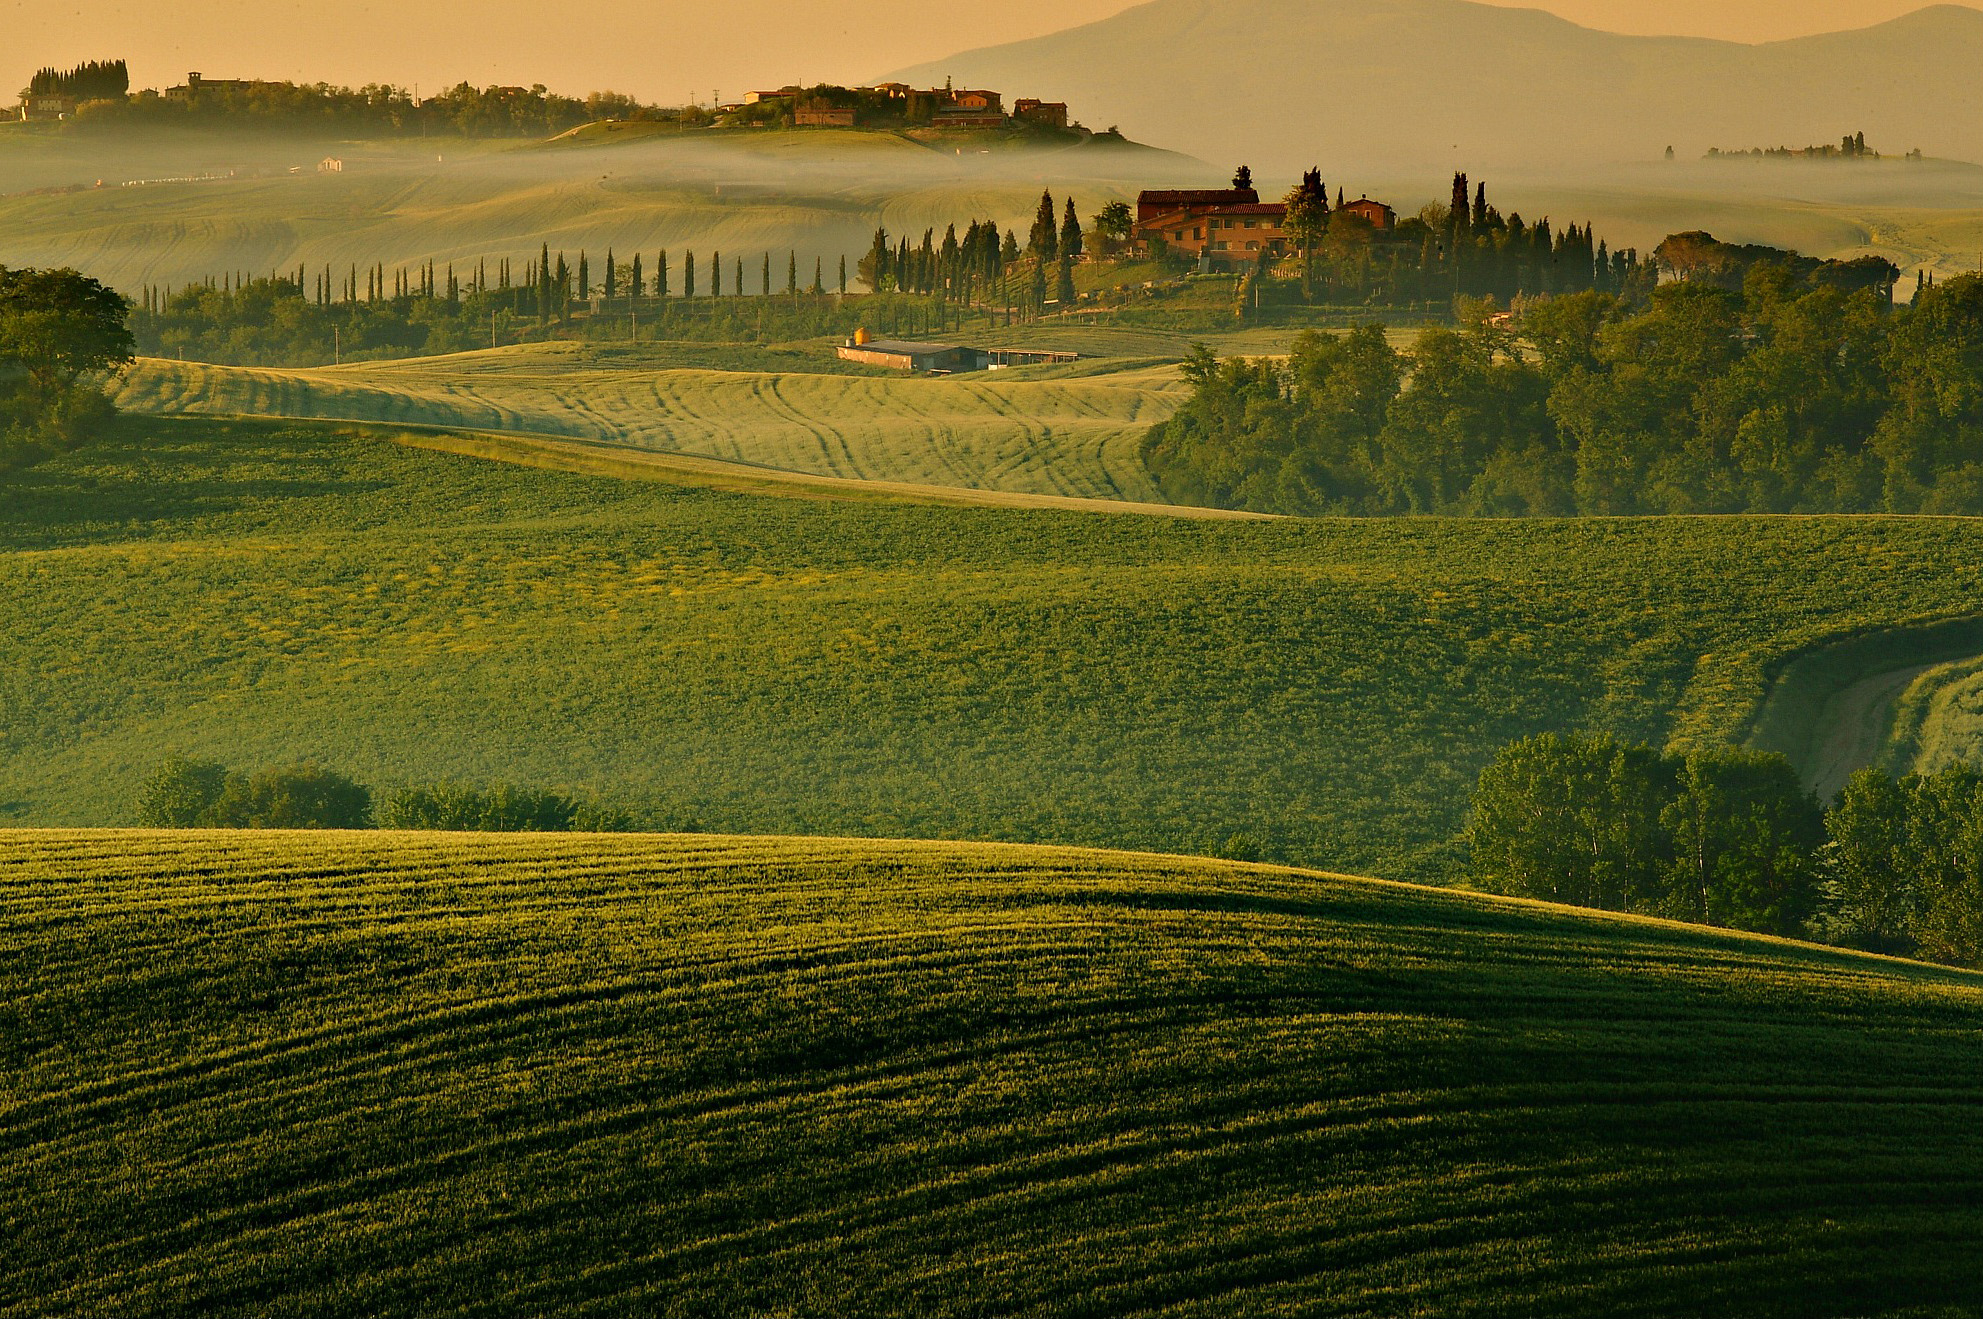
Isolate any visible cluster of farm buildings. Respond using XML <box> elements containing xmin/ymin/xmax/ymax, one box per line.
<box><xmin>1132</xmin><ymin>179</ymin><xmax>1398</xmax><ymax>270</ymax></box>
<box><xmin>742</xmin><ymin>83</ymin><xmax>1069</xmax><ymax>132</ymax></box>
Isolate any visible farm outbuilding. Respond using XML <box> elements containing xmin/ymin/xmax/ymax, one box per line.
<box><xmin>837</xmin><ymin>337</ymin><xmax>977</xmax><ymax>373</ymax></box>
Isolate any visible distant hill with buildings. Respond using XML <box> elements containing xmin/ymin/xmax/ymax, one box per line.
<box><xmin>887</xmin><ymin>0</ymin><xmax>1983</xmax><ymax>172</ymax></box>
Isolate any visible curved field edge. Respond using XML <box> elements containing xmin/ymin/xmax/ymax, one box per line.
<box><xmin>1740</xmin><ymin>617</ymin><xmax>1983</xmax><ymax>794</ymax></box>
<box><xmin>360</xmin><ymin>423</ymin><xmax>1267</xmax><ymax>518</ymax></box>
<box><xmin>4</xmin><ymin>828</ymin><xmax>1982</xmax><ymax>1318</ymax></box>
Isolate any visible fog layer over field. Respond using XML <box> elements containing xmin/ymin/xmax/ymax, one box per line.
<box><xmin>0</xmin><ymin>127</ymin><xmax>1198</xmax><ymax>296</ymax></box>
<box><xmin>5</xmin><ymin>121</ymin><xmax>1983</xmax><ymax>300</ymax></box>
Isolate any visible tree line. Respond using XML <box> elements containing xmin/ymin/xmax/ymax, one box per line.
<box><xmin>1143</xmin><ymin>262</ymin><xmax>1983</xmax><ymax>516</ymax></box>
<box><xmin>55</xmin><ymin>76</ymin><xmax>689</xmax><ymax>137</ymax></box>
<box><xmin>24</xmin><ymin>60</ymin><xmax>129</xmax><ymax>100</ymax></box>
<box><xmin>136</xmin><ymin>757</ymin><xmax>636</xmax><ymax>832</ymax></box>
<box><xmin>858</xmin><ymin>191</ymin><xmax>1091</xmax><ymax>323</ymax></box>
<box><xmin>129</xmin><ymin>242</ymin><xmax>891</xmax><ymax>366</ymax></box>
<box><xmin>131</xmin><ymin>199</ymin><xmax>1117</xmax><ymax>367</ymax></box>
<box><xmin>1469</xmin><ymin>733</ymin><xmax>1983</xmax><ymax>969</ymax></box>
<box><xmin>0</xmin><ymin>265</ymin><xmax>133</xmax><ymax>474</ymax></box>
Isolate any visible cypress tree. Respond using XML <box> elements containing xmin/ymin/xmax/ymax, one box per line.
<box><xmin>736</xmin><ymin>256</ymin><xmax>744</xmax><ymax>299</ymax></box>
<box><xmin>812</xmin><ymin>256</ymin><xmax>823</xmax><ymax>296</ymax></box>
<box><xmin>839</xmin><ymin>254</ymin><xmax>847</xmax><ymax>296</ymax></box>
<box><xmin>631</xmin><ymin>252</ymin><xmax>643</xmax><ymax>299</ymax></box>
<box><xmin>712</xmin><ymin>251</ymin><xmax>722</xmax><ymax>298</ymax></box>
<box><xmin>1473</xmin><ymin>182</ymin><xmax>1489</xmax><ymax>229</ymax></box>
<box><xmin>578</xmin><ymin>252</ymin><xmax>590</xmax><ymax>299</ymax></box>
<box><xmin>763</xmin><ymin>252</ymin><xmax>772</xmax><ymax>296</ymax></box>
<box><xmin>656</xmin><ymin>249</ymin><xmax>669</xmax><ymax>299</ymax></box>
<box><xmin>1056</xmin><ymin>252</ymin><xmax>1076</xmax><ymax>306</ymax></box>
<box><xmin>1029</xmin><ymin>189</ymin><xmax>1058</xmax><ymax>260</ymax></box>
<box><xmin>788</xmin><ymin>251</ymin><xmax>798</xmax><ymax>297</ymax></box>
<box><xmin>605</xmin><ymin>249</ymin><xmax>616</xmax><ymax>299</ymax></box>
<box><xmin>865</xmin><ymin>228</ymin><xmax>890</xmax><ymax>292</ymax></box>
<box><xmin>684</xmin><ymin>250</ymin><xmax>696</xmax><ymax>299</ymax></box>
<box><xmin>1060</xmin><ymin>198</ymin><xmax>1083</xmax><ymax>261</ymax></box>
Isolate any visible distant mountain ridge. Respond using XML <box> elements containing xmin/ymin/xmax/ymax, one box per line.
<box><xmin>888</xmin><ymin>0</ymin><xmax>1983</xmax><ymax>174</ymax></box>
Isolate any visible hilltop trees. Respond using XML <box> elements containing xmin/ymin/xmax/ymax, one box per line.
<box><xmin>68</xmin><ymin>76</ymin><xmax>678</xmax><ymax>138</ymax></box>
<box><xmin>26</xmin><ymin>59</ymin><xmax>128</xmax><ymax>101</ymax></box>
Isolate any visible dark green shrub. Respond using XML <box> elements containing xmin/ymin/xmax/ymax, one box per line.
<box><xmin>378</xmin><ymin>782</ymin><xmax>636</xmax><ymax>832</ymax></box>
<box><xmin>135</xmin><ymin>756</ymin><xmax>230</xmax><ymax>827</ymax></box>
<box><xmin>380</xmin><ymin>782</ymin><xmax>575</xmax><ymax>831</ymax></box>
<box><xmin>204</xmin><ymin>762</ymin><xmax>372</xmax><ymax>829</ymax></box>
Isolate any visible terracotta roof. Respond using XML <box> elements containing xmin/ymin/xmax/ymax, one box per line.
<box><xmin>848</xmin><ymin>340</ymin><xmax>964</xmax><ymax>355</ymax></box>
<box><xmin>1138</xmin><ymin>188</ymin><xmax>1259</xmax><ymax>208</ymax></box>
<box><xmin>1136</xmin><ymin>203</ymin><xmax>1286</xmax><ymax>232</ymax></box>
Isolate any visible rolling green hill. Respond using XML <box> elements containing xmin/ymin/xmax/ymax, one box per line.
<box><xmin>111</xmin><ymin>344</ymin><xmax>1190</xmax><ymax>501</ymax></box>
<box><xmin>7</xmin><ymin>415</ymin><xmax>1983</xmax><ymax>877</ymax></box>
<box><xmin>5</xmin><ymin>828</ymin><xmax>1983</xmax><ymax>1317</ymax></box>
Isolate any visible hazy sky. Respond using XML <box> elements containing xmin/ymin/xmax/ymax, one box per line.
<box><xmin>5</xmin><ymin>1</ymin><xmax>1967</xmax><ymax>105</ymax></box>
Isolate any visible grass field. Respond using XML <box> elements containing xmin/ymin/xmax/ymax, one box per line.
<box><xmin>5</xmin><ymin>828</ymin><xmax>1983</xmax><ymax>1317</ymax></box>
<box><xmin>8</xmin><ymin>415</ymin><xmax>1983</xmax><ymax>878</ymax></box>
<box><xmin>112</xmin><ymin>343</ymin><xmax>1191</xmax><ymax>500</ymax></box>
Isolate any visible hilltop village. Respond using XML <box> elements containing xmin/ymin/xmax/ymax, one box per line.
<box><xmin>732</xmin><ymin>82</ymin><xmax>1072</xmax><ymax>134</ymax></box>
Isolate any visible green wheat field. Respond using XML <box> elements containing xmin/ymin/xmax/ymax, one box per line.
<box><xmin>4</xmin><ymin>828</ymin><xmax>1982</xmax><ymax>1317</ymax></box>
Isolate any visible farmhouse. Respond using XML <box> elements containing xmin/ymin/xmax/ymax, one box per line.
<box><xmin>1132</xmin><ymin>177</ymin><xmax>1399</xmax><ymax>264</ymax></box>
<box><xmin>1136</xmin><ymin>201</ymin><xmax>1288</xmax><ymax>267</ymax></box>
<box><xmin>1135</xmin><ymin>185</ymin><xmax>1259</xmax><ymax>227</ymax></box>
<box><xmin>837</xmin><ymin>331</ymin><xmax>1079</xmax><ymax>373</ymax></box>
<box><xmin>931</xmin><ymin>109</ymin><xmax>1008</xmax><ymax>130</ymax></box>
<box><xmin>795</xmin><ymin>106</ymin><xmax>857</xmax><ymax>128</ymax></box>
<box><xmin>1013</xmin><ymin>99</ymin><xmax>1068</xmax><ymax>129</ymax></box>
<box><xmin>1339</xmin><ymin>197</ymin><xmax>1397</xmax><ymax>230</ymax></box>
<box><xmin>165</xmin><ymin>72</ymin><xmax>258</xmax><ymax>101</ymax></box>
<box><xmin>18</xmin><ymin>93</ymin><xmax>72</xmax><ymax>122</ymax></box>
<box><xmin>838</xmin><ymin>337</ymin><xmax>978</xmax><ymax>373</ymax></box>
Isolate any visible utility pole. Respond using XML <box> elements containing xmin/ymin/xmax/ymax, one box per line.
<box><xmin>333</xmin><ymin>325</ymin><xmax>340</xmax><ymax>366</ymax></box>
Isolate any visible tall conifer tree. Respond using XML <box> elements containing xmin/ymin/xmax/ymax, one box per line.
<box><xmin>1029</xmin><ymin>189</ymin><xmax>1058</xmax><ymax>261</ymax></box>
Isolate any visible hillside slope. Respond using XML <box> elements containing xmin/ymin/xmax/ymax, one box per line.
<box><xmin>7</xmin><ymin>416</ymin><xmax>1983</xmax><ymax>877</ymax></box>
<box><xmin>4</xmin><ymin>829</ymin><xmax>1982</xmax><ymax>1317</ymax></box>
<box><xmin>892</xmin><ymin>0</ymin><xmax>1983</xmax><ymax>172</ymax></box>
<box><xmin>111</xmin><ymin>346</ymin><xmax>1187</xmax><ymax>501</ymax></box>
